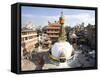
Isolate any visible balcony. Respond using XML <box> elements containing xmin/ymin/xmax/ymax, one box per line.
<box><xmin>48</xmin><ymin>35</ymin><xmax>59</xmax><ymax>37</ymax></box>
<box><xmin>21</xmin><ymin>33</ymin><xmax>37</xmax><ymax>38</ymax></box>
<box><xmin>47</xmin><ymin>27</ymin><xmax>60</xmax><ymax>29</ymax></box>
<box><xmin>47</xmin><ymin>31</ymin><xmax>60</xmax><ymax>33</ymax></box>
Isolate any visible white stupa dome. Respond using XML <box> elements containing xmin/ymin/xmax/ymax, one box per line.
<box><xmin>51</xmin><ymin>41</ymin><xmax>74</xmax><ymax>60</ymax></box>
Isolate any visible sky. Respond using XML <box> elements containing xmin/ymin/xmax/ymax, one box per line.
<box><xmin>21</xmin><ymin>6</ymin><xmax>95</xmax><ymax>28</ymax></box>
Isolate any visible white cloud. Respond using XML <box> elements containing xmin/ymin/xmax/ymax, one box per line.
<box><xmin>22</xmin><ymin>14</ymin><xmax>34</xmax><ymax>18</ymax></box>
<box><xmin>22</xmin><ymin>12</ymin><xmax>95</xmax><ymax>27</ymax></box>
<box><xmin>64</xmin><ymin>13</ymin><xmax>95</xmax><ymax>27</ymax></box>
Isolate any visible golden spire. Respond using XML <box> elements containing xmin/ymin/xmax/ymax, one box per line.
<box><xmin>61</xmin><ymin>11</ymin><xmax>64</xmax><ymax>18</ymax></box>
<box><xmin>59</xmin><ymin>11</ymin><xmax>64</xmax><ymax>25</ymax></box>
<box><xmin>59</xmin><ymin>12</ymin><xmax>66</xmax><ymax>41</ymax></box>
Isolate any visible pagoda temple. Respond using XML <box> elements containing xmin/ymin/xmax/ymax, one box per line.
<box><xmin>46</xmin><ymin>12</ymin><xmax>66</xmax><ymax>43</ymax></box>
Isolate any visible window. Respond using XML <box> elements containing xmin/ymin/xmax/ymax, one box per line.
<box><xmin>25</xmin><ymin>37</ymin><xmax>28</xmax><ymax>40</ymax></box>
